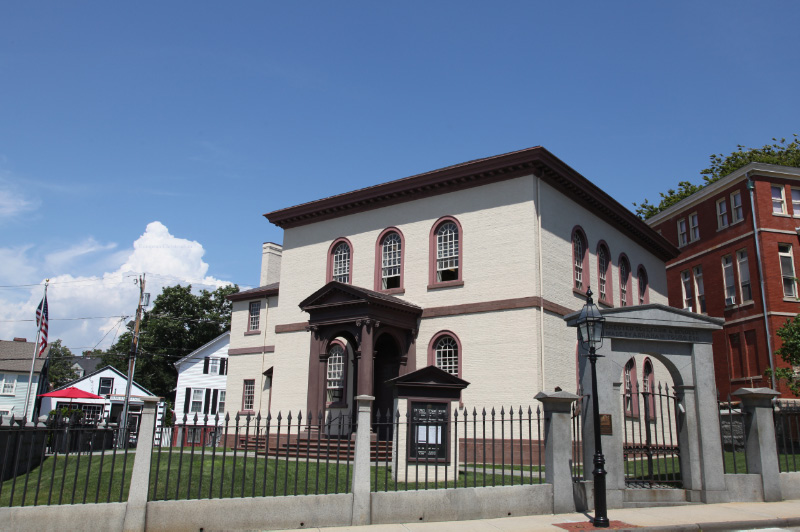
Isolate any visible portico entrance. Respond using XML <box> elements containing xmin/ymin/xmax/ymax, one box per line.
<box><xmin>299</xmin><ymin>281</ymin><xmax>421</xmax><ymax>437</ymax></box>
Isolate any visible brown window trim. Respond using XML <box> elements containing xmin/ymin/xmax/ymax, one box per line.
<box><xmin>244</xmin><ymin>330</ymin><xmax>261</xmax><ymax>336</ymax></box>
<box><xmin>571</xmin><ymin>226</ymin><xmax>589</xmax><ymax>292</ymax></box>
<box><xmin>326</xmin><ymin>237</ymin><xmax>354</xmax><ymax>284</ymax></box>
<box><xmin>374</xmin><ymin>227</ymin><xmax>405</xmax><ymax>292</ymax></box>
<box><xmin>427</xmin><ymin>331</ymin><xmax>462</xmax><ymax>379</ymax></box>
<box><xmin>618</xmin><ymin>253</ymin><xmax>631</xmax><ymax>307</ymax></box>
<box><xmin>427</xmin><ymin>280</ymin><xmax>465</xmax><ymax>291</ymax></box>
<box><xmin>596</xmin><ymin>240</ymin><xmax>613</xmax><ymax>306</ymax></box>
<box><xmin>429</xmin><ymin>216</ymin><xmax>463</xmax><ymax>288</ymax></box>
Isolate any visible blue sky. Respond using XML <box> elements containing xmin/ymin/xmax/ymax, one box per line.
<box><xmin>1</xmin><ymin>2</ymin><xmax>798</xmax><ymax>352</ymax></box>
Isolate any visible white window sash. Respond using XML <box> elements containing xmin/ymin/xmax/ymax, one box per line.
<box><xmin>773</xmin><ymin>186</ymin><xmax>787</xmax><ymax>214</ymax></box>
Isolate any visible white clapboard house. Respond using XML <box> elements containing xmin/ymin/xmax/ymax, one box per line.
<box><xmin>173</xmin><ymin>332</ymin><xmax>229</xmax><ymax>446</ymax></box>
<box><xmin>39</xmin><ymin>365</ymin><xmax>162</xmax><ymax>442</ymax></box>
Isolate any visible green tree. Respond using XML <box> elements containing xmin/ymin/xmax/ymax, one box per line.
<box><xmin>47</xmin><ymin>339</ymin><xmax>80</xmax><ymax>388</ymax></box>
<box><xmin>767</xmin><ymin>315</ymin><xmax>800</xmax><ymax>396</ymax></box>
<box><xmin>635</xmin><ymin>135</ymin><xmax>800</xmax><ymax>220</ymax></box>
<box><xmin>99</xmin><ymin>284</ymin><xmax>239</xmax><ymax>399</ymax></box>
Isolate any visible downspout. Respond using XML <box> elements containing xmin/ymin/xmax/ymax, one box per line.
<box><xmin>747</xmin><ymin>175</ymin><xmax>777</xmax><ymax>389</ymax></box>
<box><xmin>536</xmin><ymin>176</ymin><xmax>546</xmax><ymax>392</ymax></box>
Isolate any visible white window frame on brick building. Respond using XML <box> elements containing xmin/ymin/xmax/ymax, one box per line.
<box><xmin>716</xmin><ymin>198</ymin><xmax>729</xmax><ymax>229</ymax></box>
<box><xmin>619</xmin><ymin>254</ymin><xmax>631</xmax><ymax>307</ymax></box>
<box><xmin>791</xmin><ymin>188</ymin><xmax>800</xmax><ymax>218</ymax></box>
<box><xmin>681</xmin><ymin>270</ymin><xmax>693</xmax><ymax>311</ymax></box>
<box><xmin>772</xmin><ymin>185</ymin><xmax>787</xmax><ymax>215</ymax></box>
<box><xmin>722</xmin><ymin>255</ymin><xmax>736</xmax><ymax>306</ymax></box>
<box><xmin>329</xmin><ymin>240</ymin><xmax>352</xmax><ymax>284</ymax></box>
<box><xmin>428</xmin><ymin>332</ymin><xmax>462</xmax><ymax>378</ymax></box>
<box><xmin>736</xmin><ymin>249</ymin><xmax>752</xmax><ymax>303</ymax></box>
<box><xmin>689</xmin><ymin>212</ymin><xmax>699</xmax><ymax>241</ymax></box>
<box><xmin>693</xmin><ymin>265</ymin><xmax>706</xmax><ymax>314</ymax></box>
<box><xmin>677</xmin><ymin>218</ymin><xmax>688</xmax><ymax>247</ymax></box>
<box><xmin>731</xmin><ymin>191</ymin><xmax>744</xmax><ymax>223</ymax></box>
<box><xmin>779</xmin><ymin>244</ymin><xmax>797</xmax><ymax>298</ymax></box>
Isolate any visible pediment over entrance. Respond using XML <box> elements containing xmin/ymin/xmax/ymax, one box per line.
<box><xmin>299</xmin><ymin>281</ymin><xmax>422</xmax><ymax>329</ymax></box>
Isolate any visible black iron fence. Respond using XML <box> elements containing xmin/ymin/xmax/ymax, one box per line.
<box><xmin>774</xmin><ymin>400</ymin><xmax>800</xmax><ymax>473</ymax></box>
<box><xmin>621</xmin><ymin>382</ymin><xmax>681</xmax><ymax>487</ymax></box>
<box><xmin>571</xmin><ymin>393</ymin><xmax>586</xmax><ymax>482</ymax></box>
<box><xmin>718</xmin><ymin>395</ymin><xmax>748</xmax><ymax>474</ymax></box>
<box><xmin>370</xmin><ymin>405</ymin><xmax>544</xmax><ymax>492</ymax></box>
<box><xmin>0</xmin><ymin>414</ymin><xmax>134</xmax><ymax>507</ymax></box>
<box><xmin>149</xmin><ymin>411</ymin><xmax>353</xmax><ymax>500</ymax></box>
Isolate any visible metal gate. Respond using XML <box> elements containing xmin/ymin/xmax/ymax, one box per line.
<box><xmin>622</xmin><ymin>382</ymin><xmax>682</xmax><ymax>487</ymax></box>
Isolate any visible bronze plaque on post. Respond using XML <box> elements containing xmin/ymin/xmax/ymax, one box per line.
<box><xmin>599</xmin><ymin>414</ymin><xmax>612</xmax><ymax>435</ymax></box>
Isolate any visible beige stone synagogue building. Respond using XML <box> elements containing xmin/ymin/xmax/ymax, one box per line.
<box><xmin>223</xmin><ymin>146</ymin><xmax>678</xmax><ymax>432</ymax></box>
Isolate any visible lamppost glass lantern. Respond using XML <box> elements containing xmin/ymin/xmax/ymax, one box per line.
<box><xmin>576</xmin><ymin>288</ymin><xmax>606</xmax><ymax>351</ymax></box>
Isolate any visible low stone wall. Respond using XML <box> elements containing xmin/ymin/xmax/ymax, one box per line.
<box><xmin>145</xmin><ymin>493</ymin><xmax>353</xmax><ymax>532</ymax></box>
<box><xmin>0</xmin><ymin>502</ymin><xmax>126</xmax><ymax>532</ymax></box>
<box><xmin>780</xmin><ymin>472</ymin><xmax>800</xmax><ymax>500</ymax></box>
<box><xmin>371</xmin><ymin>484</ymin><xmax>552</xmax><ymax>525</ymax></box>
<box><xmin>725</xmin><ymin>474</ymin><xmax>764</xmax><ymax>502</ymax></box>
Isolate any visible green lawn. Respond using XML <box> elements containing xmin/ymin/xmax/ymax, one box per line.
<box><xmin>2</xmin><ymin>447</ymin><xmax>798</xmax><ymax>507</ymax></box>
<box><xmin>149</xmin><ymin>451</ymin><xmax>351</xmax><ymax>499</ymax></box>
<box><xmin>0</xmin><ymin>450</ymin><xmax>135</xmax><ymax>507</ymax></box>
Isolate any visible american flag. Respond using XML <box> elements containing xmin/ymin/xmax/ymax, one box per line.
<box><xmin>35</xmin><ymin>295</ymin><xmax>49</xmax><ymax>357</ymax></box>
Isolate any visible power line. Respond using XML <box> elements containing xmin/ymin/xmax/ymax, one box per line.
<box><xmin>0</xmin><ymin>316</ymin><xmax>128</xmax><ymax>323</ymax></box>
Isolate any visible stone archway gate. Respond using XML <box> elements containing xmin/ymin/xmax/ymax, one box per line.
<box><xmin>566</xmin><ymin>304</ymin><xmax>726</xmax><ymax>506</ymax></box>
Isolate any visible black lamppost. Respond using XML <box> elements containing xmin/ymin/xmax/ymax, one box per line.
<box><xmin>575</xmin><ymin>288</ymin><xmax>609</xmax><ymax>528</ymax></box>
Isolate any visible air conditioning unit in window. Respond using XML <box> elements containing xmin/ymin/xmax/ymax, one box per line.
<box><xmin>725</xmin><ymin>297</ymin><xmax>736</xmax><ymax>306</ymax></box>
<box><xmin>683</xmin><ymin>306</ymin><xmax>692</xmax><ymax>312</ymax></box>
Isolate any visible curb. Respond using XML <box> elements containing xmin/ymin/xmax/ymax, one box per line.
<box><xmin>616</xmin><ymin>516</ymin><xmax>800</xmax><ymax>531</ymax></box>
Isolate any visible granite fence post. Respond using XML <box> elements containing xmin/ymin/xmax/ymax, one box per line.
<box><xmin>350</xmin><ymin>395</ymin><xmax>374</xmax><ymax>526</ymax></box>
<box><xmin>733</xmin><ymin>387</ymin><xmax>782</xmax><ymax>502</ymax></box>
<box><xmin>536</xmin><ymin>390</ymin><xmax>580</xmax><ymax>514</ymax></box>
<box><xmin>122</xmin><ymin>397</ymin><xmax>160</xmax><ymax>532</ymax></box>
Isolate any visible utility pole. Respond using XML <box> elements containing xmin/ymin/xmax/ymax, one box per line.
<box><xmin>120</xmin><ymin>274</ymin><xmax>145</xmax><ymax>447</ymax></box>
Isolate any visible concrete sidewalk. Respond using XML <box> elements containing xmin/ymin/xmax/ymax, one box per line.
<box><xmin>309</xmin><ymin>499</ymin><xmax>800</xmax><ymax>531</ymax></box>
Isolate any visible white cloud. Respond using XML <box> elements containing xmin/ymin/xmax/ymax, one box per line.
<box><xmin>45</xmin><ymin>238</ymin><xmax>118</xmax><ymax>271</ymax></box>
<box><xmin>0</xmin><ymin>187</ymin><xmax>37</xmax><ymax>220</ymax></box>
<box><xmin>0</xmin><ymin>221</ymin><xmax>231</xmax><ymax>354</ymax></box>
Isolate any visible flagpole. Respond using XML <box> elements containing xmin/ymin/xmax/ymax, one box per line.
<box><xmin>23</xmin><ymin>281</ymin><xmax>48</xmax><ymax>422</ymax></box>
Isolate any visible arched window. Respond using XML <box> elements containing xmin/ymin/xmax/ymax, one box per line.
<box><xmin>375</xmin><ymin>228</ymin><xmax>404</xmax><ymax>292</ymax></box>
<box><xmin>572</xmin><ymin>227</ymin><xmax>588</xmax><ymax>292</ymax></box>
<box><xmin>326</xmin><ymin>342</ymin><xmax>346</xmax><ymax>406</ymax></box>
<box><xmin>327</xmin><ymin>238</ymin><xmax>352</xmax><ymax>284</ymax></box>
<box><xmin>427</xmin><ymin>331</ymin><xmax>461</xmax><ymax>377</ymax></box>
<box><xmin>624</xmin><ymin>358</ymin><xmax>639</xmax><ymax>417</ymax></box>
<box><xmin>642</xmin><ymin>358</ymin><xmax>655</xmax><ymax>419</ymax></box>
<box><xmin>597</xmin><ymin>242</ymin><xmax>612</xmax><ymax>304</ymax></box>
<box><xmin>429</xmin><ymin>217</ymin><xmax>463</xmax><ymax>287</ymax></box>
<box><xmin>619</xmin><ymin>254</ymin><xmax>631</xmax><ymax>307</ymax></box>
<box><xmin>637</xmin><ymin>265</ymin><xmax>649</xmax><ymax>305</ymax></box>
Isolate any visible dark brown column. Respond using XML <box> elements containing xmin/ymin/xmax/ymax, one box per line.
<box><xmin>306</xmin><ymin>326</ymin><xmax>325</xmax><ymax>424</ymax></box>
<box><xmin>357</xmin><ymin>319</ymin><xmax>374</xmax><ymax>397</ymax></box>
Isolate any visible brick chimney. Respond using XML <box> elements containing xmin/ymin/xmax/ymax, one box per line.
<box><xmin>260</xmin><ymin>242</ymin><xmax>282</xmax><ymax>286</ymax></box>
<box><xmin>13</xmin><ymin>337</ymin><xmax>27</xmax><ymax>342</ymax></box>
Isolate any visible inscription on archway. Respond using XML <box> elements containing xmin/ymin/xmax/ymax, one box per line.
<box><xmin>604</xmin><ymin>324</ymin><xmax>702</xmax><ymax>343</ymax></box>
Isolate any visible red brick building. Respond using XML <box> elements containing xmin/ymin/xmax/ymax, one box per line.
<box><xmin>647</xmin><ymin>163</ymin><xmax>800</xmax><ymax>399</ymax></box>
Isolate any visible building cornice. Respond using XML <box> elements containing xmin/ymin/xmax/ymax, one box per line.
<box><xmin>264</xmin><ymin>146</ymin><xmax>678</xmax><ymax>261</ymax></box>
<box><xmin>647</xmin><ymin>163</ymin><xmax>800</xmax><ymax>225</ymax></box>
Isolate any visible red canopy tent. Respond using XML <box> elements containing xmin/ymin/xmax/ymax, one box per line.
<box><xmin>40</xmin><ymin>387</ymin><xmax>103</xmax><ymax>400</ymax></box>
